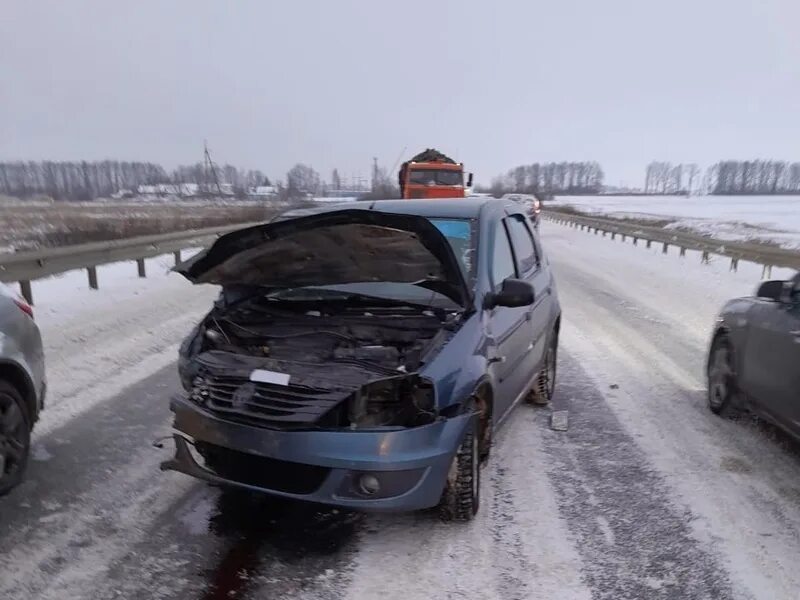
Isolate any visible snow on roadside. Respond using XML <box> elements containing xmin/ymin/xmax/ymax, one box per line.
<box><xmin>549</xmin><ymin>194</ymin><xmax>800</xmax><ymax>249</ymax></box>
<box><xmin>29</xmin><ymin>252</ymin><xmax>218</xmax><ymax>438</ymax></box>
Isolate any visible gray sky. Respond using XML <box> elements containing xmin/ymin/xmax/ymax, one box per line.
<box><xmin>2</xmin><ymin>0</ymin><xmax>798</xmax><ymax>187</ymax></box>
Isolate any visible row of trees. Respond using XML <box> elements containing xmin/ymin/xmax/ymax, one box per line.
<box><xmin>644</xmin><ymin>162</ymin><xmax>700</xmax><ymax>194</ymax></box>
<box><xmin>645</xmin><ymin>160</ymin><xmax>800</xmax><ymax>195</ymax></box>
<box><xmin>488</xmin><ymin>162</ymin><xmax>604</xmax><ymax>196</ymax></box>
<box><xmin>0</xmin><ymin>160</ymin><xmax>386</xmax><ymax>201</ymax></box>
<box><xmin>0</xmin><ymin>161</ymin><xmax>168</xmax><ymax>201</ymax></box>
<box><xmin>707</xmin><ymin>160</ymin><xmax>800</xmax><ymax>195</ymax></box>
<box><xmin>0</xmin><ymin>160</ymin><xmax>273</xmax><ymax>201</ymax></box>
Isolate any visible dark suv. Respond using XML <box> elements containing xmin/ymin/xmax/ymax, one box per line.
<box><xmin>162</xmin><ymin>198</ymin><xmax>560</xmax><ymax>521</ymax></box>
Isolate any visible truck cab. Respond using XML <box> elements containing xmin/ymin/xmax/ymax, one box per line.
<box><xmin>398</xmin><ymin>149</ymin><xmax>473</xmax><ymax>199</ymax></box>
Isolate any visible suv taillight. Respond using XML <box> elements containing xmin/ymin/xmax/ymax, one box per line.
<box><xmin>14</xmin><ymin>298</ymin><xmax>34</xmax><ymax>319</ymax></box>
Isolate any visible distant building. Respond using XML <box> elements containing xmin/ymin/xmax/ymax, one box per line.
<box><xmin>248</xmin><ymin>185</ymin><xmax>278</xmax><ymax>198</ymax></box>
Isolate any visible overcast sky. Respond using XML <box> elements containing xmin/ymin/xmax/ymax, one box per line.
<box><xmin>2</xmin><ymin>0</ymin><xmax>798</xmax><ymax>187</ymax></box>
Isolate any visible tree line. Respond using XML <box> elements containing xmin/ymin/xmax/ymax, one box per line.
<box><xmin>488</xmin><ymin>162</ymin><xmax>604</xmax><ymax>196</ymax></box>
<box><xmin>0</xmin><ymin>160</ymin><xmax>272</xmax><ymax>201</ymax></box>
<box><xmin>645</xmin><ymin>160</ymin><xmax>800</xmax><ymax>195</ymax></box>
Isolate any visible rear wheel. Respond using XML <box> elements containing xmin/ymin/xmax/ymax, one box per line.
<box><xmin>528</xmin><ymin>335</ymin><xmax>558</xmax><ymax>406</ymax></box>
<box><xmin>439</xmin><ymin>415</ymin><xmax>480</xmax><ymax>522</ymax></box>
<box><xmin>0</xmin><ymin>381</ymin><xmax>31</xmax><ymax>497</ymax></box>
<box><xmin>708</xmin><ymin>335</ymin><xmax>740</xmax><ymax>416</ymax></box>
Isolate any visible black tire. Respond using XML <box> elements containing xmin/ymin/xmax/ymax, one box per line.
<box><xmin>0</xmin><ymin>381</ymin><xmax>31</xmax><ymax>497</ymax></box>
<box><xmin>439</xmin><ymin>415</ymin><xmax>480</xmax><ymax>522</ymax></box>
<box><xmin>527</xmin><ymin>334</ymin><xmax>558</xmax><ymax>406</ymax></box>
<box><xmin>707</xmin><ymin>334</ymin><xmax>740</xmax><ymax>417</ymax></box>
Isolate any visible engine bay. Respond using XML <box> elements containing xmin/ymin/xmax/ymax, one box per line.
<box><xmin>181</xmin><ymin>295</ymin><xmax>458</xmax><ymax>429</ymax></box>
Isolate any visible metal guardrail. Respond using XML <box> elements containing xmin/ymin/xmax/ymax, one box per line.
<box><xmin>0</xmin><ymin>222</ymin><xmax>264</xmax><ymax>304</ymax></box>
<box><xmin>543</xmin><ymin>210</ymin><xmax>800</xmax><ymax>275</ymax></box>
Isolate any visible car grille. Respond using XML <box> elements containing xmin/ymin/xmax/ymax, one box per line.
<box><xmin>196</xmin><ymin>442</ymin><xmax>329</xmax><ymax>494</ymax></box>
<box><xmin>195</xmin><ymin>373</ymin><xmax>350</xmax><ymax>426</ymax></box>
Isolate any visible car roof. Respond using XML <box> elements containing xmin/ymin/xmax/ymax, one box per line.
<box><xmin>274</xmin><ymin>197</ymin><xmax>515</xmax><ymax>221</ymax></box>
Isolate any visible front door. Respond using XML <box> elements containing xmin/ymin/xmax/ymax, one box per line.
<box><xmin>504</xmin><ymin>213</ymin><xmax>554</xmax><ymax>374</ymax></box>
<box><xmin>486</xmin><ymin>220</ymin><xmax>534</xmax><ymax>416</ymax></box>
<box><xmin>742</xmin><ymin>290</ymin><xmax>800</xmax><ymax>432</ymax></box>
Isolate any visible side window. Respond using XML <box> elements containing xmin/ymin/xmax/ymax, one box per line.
<box><xmin>506</xmin><ymin>215</ymin><xmax>539</xmax><ymax>275</ymax></box>
<box><xmin>491</xmin><ymin>221</ymin><xmax>517</xmax><ymax>288</ymax></box>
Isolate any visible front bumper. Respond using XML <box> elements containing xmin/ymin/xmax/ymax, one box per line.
<box><xmin>161</xmin><ymin>395</ymin><xmax>473</xmax><ymax>512</ymax></box>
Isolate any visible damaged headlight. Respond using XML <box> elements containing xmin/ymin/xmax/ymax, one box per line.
<box><xmin>348</xmin><ymin>375</ymin><xmax>436</xmax><ymax>429</ymax></box>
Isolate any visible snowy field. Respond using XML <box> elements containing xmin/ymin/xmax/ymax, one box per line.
<box><xmin>549</xmin><ymin>194</ymin><xmax>800</xmax><ymax>249</ymax></box>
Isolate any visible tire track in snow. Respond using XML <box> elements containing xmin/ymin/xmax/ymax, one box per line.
<box><xmin>541</xmin><ymin>354</ymin><xmax>739</xmax><ymax>599</ymax></box>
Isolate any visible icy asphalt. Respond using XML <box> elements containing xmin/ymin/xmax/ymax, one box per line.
<box><xmin>0</xmin><ymin>223</ymin><xmax>799</xmax><ymax>599</ymax></box>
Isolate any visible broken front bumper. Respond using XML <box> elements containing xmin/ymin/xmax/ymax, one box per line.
<box><xmin>161</xmin><ymin>395</ymin><xmax>473</xmax><ymax>512</ymax></box>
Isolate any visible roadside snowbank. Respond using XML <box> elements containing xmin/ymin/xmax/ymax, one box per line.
<box><xmin>549</xmin><ymin>194</ymin><xmax>800</xmax><ymax>249</ymax></box>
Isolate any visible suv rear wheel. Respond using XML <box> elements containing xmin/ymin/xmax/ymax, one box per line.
<box><xmin>527</xmin><ymin>334</ymin><xmax>558</xmax><ymax>405</ymax></box>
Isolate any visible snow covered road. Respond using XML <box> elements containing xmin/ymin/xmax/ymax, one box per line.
<box><xmin>1</xmin><ymin>225</ymin><xmax>799</xmax><ymax>599</ymax></box>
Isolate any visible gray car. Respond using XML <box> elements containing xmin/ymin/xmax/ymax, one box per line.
<box><xmin>0</xmin><ymin>282</ymin><xmax>46</xmax><ymax>495</ymax></box>
<box><xmin>707</xmin><ymin>272</ymin><xmax>800</xmax><ymax>432</ymax></box>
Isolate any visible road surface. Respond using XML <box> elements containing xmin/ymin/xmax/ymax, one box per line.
<box><xmin>1</xmin><ymin>223</ymin><xmax>799</xmax><ymax>600</ymax></box>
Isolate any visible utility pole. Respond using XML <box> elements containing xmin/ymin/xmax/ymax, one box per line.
<box><xmin>203</xmin><ymin>140</ymin><xmax>223</xmax><ymax>197</ymax></box>
<box><xmin>372</xmin><ymin>157</ymin><xmax>379</xmax><ymax>192</ymax></box>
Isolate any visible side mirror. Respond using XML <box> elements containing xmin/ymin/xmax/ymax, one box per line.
<box><xmin>466</xmin><ymin>173</ymin><xmax>474</xmax><ymax>187</ymax></box>
<box><xmin>756</xmin><ymin>280</ymin><xmax>787</xmax><ymax>302</ymax></box>
<box><xmin>484</xmin><ymin>278</ymin><xmax>535</xmax><ymax>309</ymax></box>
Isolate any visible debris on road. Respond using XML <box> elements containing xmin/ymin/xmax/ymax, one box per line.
<box><xmin>550</xmin><ymin>410</ymin><xmax>569</xmax><ymax>431</ymax></box>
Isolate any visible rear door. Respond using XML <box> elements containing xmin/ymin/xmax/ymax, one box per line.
<box><xmin>741</xmin><ymin>293</ymin><xmax>800</xmax><ymax>432</ymax></box>
<box><xmin>504</xmin><ymin>213</ymin><xmax>554</xmax><ymax>374</ymax></box>
<box><xmin>486</xmin><ymin>219</ymin><xmax>534</xmax><ymax>415</ymax></box>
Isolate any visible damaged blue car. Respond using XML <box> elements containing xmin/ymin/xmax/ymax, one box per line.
<box><xmin>162</xmin><ymin>198</ymin><xmax>561</xmax><ymax>521</ymax></box>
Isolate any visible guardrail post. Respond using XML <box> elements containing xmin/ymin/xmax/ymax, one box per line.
<box><xmin>633</xmin><ymin>237</ymin><xmax>638</xmax><ymax>246</ymax></box>
<box><xmin>19</xmin><ymin>280</ymin><xmax>33</xmax><ymax>305</ymax></box>
<box><xmin>621</xmin><ymin>234</ymin><xmax>626</xmax><ymax>242</ymax></box>
<box><xmin>680</xmin><ymin>247</ymin><xmax>686</xmax><ymax>257</ymax></box>
<box><xmin>594</xmin><ymin>228</ymin><xmax>599</xmax><ymax>235</ymax></box>
<box><xmin>87</xmin><ymin>266</ymin><xmax>98</xmax><ymax>290</ymax></box>
<box><xmin>662</xmin><ymin>243</ymin><xmax>669</xmax><ymax>254</ymax></box>
<box><xmin>602</xmin><ymin>230</ymin><xmax>607</xmax><ymax>237</ymax></box>
<box><xmin>730</xmin><ymin>258</ymin><xmax>739</xmax><ymax>272</ymax></box>
<box><xmin>701</xmin><ymin>251</ymin><xmax>710</xmax><ymax>264</ymax></box>
<box><xmin>646</xmin><ymin>240</ymin><xmax>652</xmax><ymax>249</ymax></box>
<box><xmin>174</xmin><ymin>250</ymin><xmax>181</xmax><ymax>265</ymax></box>
<box><xmin>762</xmin><ymin>264</ymin><xmax>773</xmax><ymax>279</ymax></box>
<box><xmin>611</xmin><ymin>232</ymin><xmax>616</xmax><ymax>240</ymax></box>
<box><xmin>137</xmin><ymin>258</ymin><xmax>146</xmax><ymax>278</ymax></box>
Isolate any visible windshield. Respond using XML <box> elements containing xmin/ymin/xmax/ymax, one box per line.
<box><xmin>408</xmin><ymin>169</ymin><xmax>463</xmax><ymax>186</ymax></box>
<box><xmin>265</xmin><ymin>218</ymin><xmax>474</xmax><ymax>308</ymax></box>
<box><xmin>429</xmin><ymin>218</ymin><xmax>475</xmax><ymax>280</ymax></box>
<box><xmin>267</xmin><ymin>282</ymin><xmax>460</xmax><ymax>310</ymax></box>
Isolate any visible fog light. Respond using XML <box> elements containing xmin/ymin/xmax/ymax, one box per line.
<box><xmin>358</xmin><ymin>474</ymin><xmax>381</xmax><ymax>496</ymax></box>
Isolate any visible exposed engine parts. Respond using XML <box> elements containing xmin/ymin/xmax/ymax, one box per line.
<box><xmin>181</xmin><ymin>297</ymin><xmax>452</xmax><ymax>429</ymax></box>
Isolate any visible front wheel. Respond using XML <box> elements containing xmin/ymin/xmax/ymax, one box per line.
<box><xmin>0</xmin><ymin>381</ymin><xmax>31</xmax><ymax>497</ymax></box>
<box><xmin>708</xmin><ymin>335</ymin><xmax>740</xmax><ymax>417</ymax></box>
<box><xmin>439</xmin><ymin>415</ymin><xmax>480</xmax><ymax>522</ymax></box>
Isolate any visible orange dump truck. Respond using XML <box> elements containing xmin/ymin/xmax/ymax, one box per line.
<box><xmin>398</xmin><ymin>149</ymin><xmax>473</xmax><ymax>199</ymax></box>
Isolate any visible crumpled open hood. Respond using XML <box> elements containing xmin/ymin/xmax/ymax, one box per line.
<box><xmin>176</xmin><ymin>209</ymin><xmax>471</xmax><ymax>307</ymax></box>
